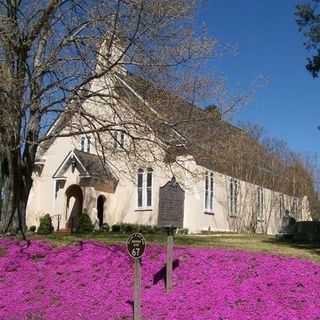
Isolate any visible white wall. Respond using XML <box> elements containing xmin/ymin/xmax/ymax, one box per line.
<box><xmin>27</xmin><ymin>131</ymin><xmax>312</xmax><ymax>235</ymax></box>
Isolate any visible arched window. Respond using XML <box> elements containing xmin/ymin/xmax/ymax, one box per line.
<box><xmin>137</xmin><ymin>168</ymin><xmax>153</xmax><ymax>208</ymax></box>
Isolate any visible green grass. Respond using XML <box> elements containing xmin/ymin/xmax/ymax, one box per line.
<box><xmin>28</xmin><ymin>232</ymin><xmax>320</xmax><ymax>262</ymax></box>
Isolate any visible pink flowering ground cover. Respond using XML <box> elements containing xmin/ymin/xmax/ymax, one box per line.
<box><xmin>0</xmin><ymin>240</ymin><xmax>320</xmax><ymax>320</ymax></box>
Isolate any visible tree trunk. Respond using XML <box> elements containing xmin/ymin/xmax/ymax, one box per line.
<box><xmin>2</xmin><ymin>148</ymin><xmax>31</xmax><ymax>240</ymax></box>
<box><xmin>0</xmin><ymin>177</ymin><xmax>12</xmax><ymax>232</ymax></box>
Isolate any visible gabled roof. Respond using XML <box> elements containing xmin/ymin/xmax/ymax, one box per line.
<box><xmin>115</xmin><ymin>73</ymin><xmax>294</xmax><ymax>194</ymax></box>
<box><xmin>53</xmin><ymin>149</ymin><xmax>115</xmax><ymax>181</ymax></box>
<box><xmin>116</xmin><ymin>72</ymin><xmax>245</xmax><ymax>175</ymax></box>
<box><xmin>73</xmin><ymin>149</ymin><xmax>115</xmax><ymax>179</ymax></box>
<box><xmin>40</xmin><ymin>70</ymin><xmax>284</xmax><ymax>193</ymax></box>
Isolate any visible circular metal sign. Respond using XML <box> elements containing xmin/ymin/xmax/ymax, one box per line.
<box><xmin>127</xmin><ymin>233</ymin><xmax>146</xmax><ymax>259</ymax></box>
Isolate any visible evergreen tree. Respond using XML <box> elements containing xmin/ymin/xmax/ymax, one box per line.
<box><xmin>296</xmin><ymin>0</ymin><xmax>320</xmax><ymax>77</ymax></box>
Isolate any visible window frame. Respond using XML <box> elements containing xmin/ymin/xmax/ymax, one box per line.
<box><xmin>112</xmin><ymin>130</ymin><xmax>125</xmax><ymax>151</ymax></box>
<box><xmin>136</xmin><ymin>168</ymin><xmax>153</xmax><ymax>210</ymax></box>
<box><xmin>52</xmin><ymin>178</ymin><xmax>66</xmax><ymax>209</ymax></box>
<box><xmin>204</xmin><ymin>171</ymin><xmax>214</xmax><ymax>214</ymax></box>
<box><xmin>229</xmin><ymin>178</ymin><xmax>239</xmax><ymax>217</ymax></box>
<box><xmin>279</xmin><ymin>195</ymin><xmax>285</xmax><ymax>217</ymax></box>
<box><xmin>87</xmin><ymin>136</ymin><xmax>91</xmax><ymax>153</ymax></box>
<box><xmin>257</xmin><ymin>187</ymin><xmax>264</xmax><ymax>221</ymax></box>
<box><xmin>137</xmin><ymin>168</ymin><xmax>144</xmax><ymax>208</ymax></box>
<box><xmin>80</xmin><ymin>136</ymin><xmax>86</xmax><ymax>152</ymax></box>
<box><xmin>80</xmin><ymin>135</ymin><xmax>92</xmax><ymax>153</ymax></box>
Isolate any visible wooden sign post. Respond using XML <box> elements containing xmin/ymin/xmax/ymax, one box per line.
<box><xmin>127</xmin><ymin>233</ymin><xmax>146</xmax><ymax>320</ymax></box>
<box><xmin>166</xmin><ymin>232</ymin><xmax>173</xmax><ymax>292</ymax></box>
<box><xmin>134</xmin><ymin>258</ymin><xmax>141</xmax><ymax>320</ymax></box>
<box><xmin>164</xmin><ymin>225</ymin><xmax>177</xmax><ymax>292</ymax></box>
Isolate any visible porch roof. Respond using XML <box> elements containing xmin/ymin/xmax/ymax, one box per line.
<box><xmin>53</xmin><ymin>149</ymin><xmax>116</xmax><ymax>182</ymax></box>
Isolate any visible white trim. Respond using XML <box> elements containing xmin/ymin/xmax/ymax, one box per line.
<box><xmin>72</xmin><ymin>152</ymin><xmax>88</xmax><ymax>173</ymax></box>
<box><xmin>134</xmin><ymin>208</ymin><xmax>153</xmax><ymax>212</ymax></box>
<box><xmin>52</xmin><ymin>150</ymin><xmax>73</xmax><ymax>178</ymax></box>
<box><xmin>52</xmin><ymin>150</ymin><xmax>89</xmax><ymax>178</ymax></box>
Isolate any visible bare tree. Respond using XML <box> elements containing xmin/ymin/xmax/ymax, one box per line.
<box><xmin>0</xmin><ymin>0</ymin><xmax>222</xmax><ymax>235</ymax></box>
<box><xmin>218</xmin><ymin>122</ymin><xmax>319</xmax><ymax>232</ymax></box>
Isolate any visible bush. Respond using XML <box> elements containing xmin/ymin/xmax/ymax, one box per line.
<box><xmin>110</xmin><ymin>223</ymin><xmax>173</xmax><ymax>234</ymax></box>
<box><xmin>101</xmin><ymin>223</ymin><xmax>110</xmax><ymax>232</ymax></box>
<box><xmin>120</xmin><ymin>223</ymin><xmax>135</xmax><ymax>233</ymax></box>
<box><xmin>111</xmin><ymin>224</ymin><xmax>121</xmax><ymax>232</ymax></box>
<box><xmin>78</xmin><ymin>213</ymin><xmax>94</xmax><ymax>233</ymax></box>
<box><xmin>37</xmin><ymin>214</ymin><xmax>54</xmax><ymax>234</ymax></box>
<box><xmin>177</xmin><ymin>228</ymin><xmax>189</xmax><ymax>235</ymax></box>
<box><xmin>139</xmin><ymin>225</ymin><xmax>154</xmax><ymax>234</ymax></box>
<box><xmin>118</xmin><ymin>223</ymin><xmax>157</xmax><ymax>234</ymax></box>
<box><xmin>152</xmin><ymin>225</ymin><xmax>164</xmax><ymax>234</ymax></box>
<box><xmin>29</xmin><ymin>225</ymin><xmax>36</xmax><ymax>233</ymax></box>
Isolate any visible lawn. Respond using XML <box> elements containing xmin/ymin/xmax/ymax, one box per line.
<box><xmin>33</xmin><ymin>232</ymin><xmax>320</xmax><ymax>262</ymax></box>
<box><xmin>1</xmin><ymin>233</ymin><xmax>320</xmax><ymax>319</ymax></box>
<box><xmin>1</xmin><ymin>237</ymin><xmax>320</xmax><ymax>319</ymax></box>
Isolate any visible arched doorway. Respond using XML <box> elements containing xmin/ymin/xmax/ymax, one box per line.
<box><xmin>97</xmin><ymin>195</ymin><xmax>105</xmax><ymax>228</ymax></box>
<box><xmin>65</xmin><ymin>185</ymin><xmax>83</xmax><ymax>231</ymax></box>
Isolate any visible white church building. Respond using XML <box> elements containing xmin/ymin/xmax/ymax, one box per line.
<box><xmin>26</xmin><ymin>67</ymin><xmax>311</xmax><ymax>235</ymax></box>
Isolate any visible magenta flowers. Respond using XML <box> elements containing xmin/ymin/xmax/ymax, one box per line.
<box><xmin>0</xmin><ymin>239</ymin><xmax>320</xmax><ymax>320</ymax></box>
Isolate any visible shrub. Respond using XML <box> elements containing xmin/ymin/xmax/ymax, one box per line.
<box><xmin>118</xmin><ymin>224</ymin><xmax>158</xmax><ymax>234</ymax></box>
<box><xmin>101</xmin><ymin>223</ymin><xmax>110</xmax><ymax>232</ymax></box>
<box><xmin>111</xmin><ymin>224</ymin><xmax>121</xmax><ymax>232</ymax></box>
<box><xmin>37</xmin><ymin>214</ymin><xmax>54</xmax><ymax>234</ymax></box>
<box><xmin>78</xmin><ymin>213</ymin><xmax>94</xmax><ymax>233</ymax></box>
<box><xmin>177</xmin><ymin>228</ymin><xmax>189</xmax><ymax>235</ymax></box>
<box><xmin>152</xmin><ymin>225</ymin><xmax>164</xmax><ymax>234</ymax></box>
<box><xmin>120</xmin><ymin>223</ymin><xmax>135</xmax><ymax>233</ymax></box>
<box><xmin>29</xmin><ymin>226</ymin><xmax>36</xmax><ymax>233</ymax></box>
<box><xmin>139</xmin><ymin>225</ymin><xmax>154</xmax><ymax>234</ymax></box>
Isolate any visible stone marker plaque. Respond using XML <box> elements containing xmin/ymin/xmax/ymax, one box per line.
<box><xmin>127</xmin><ymin>233</ymin><xmax>146</xmax><ymax>259</ymax></box>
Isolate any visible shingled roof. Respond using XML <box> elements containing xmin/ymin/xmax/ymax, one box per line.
<box><xmin>53</xmin><ymin>149</ymin><xmax>115</xmax><ymax>181</ymax></box>
<box><xmin>73</xmin><ymin>149</ymin><xmax>115</xmax><ymax>179</ymax></box>
<box><xmin>116</xmin><ymin>73</ymin><xmax>291</xmax><ymax>193</ymax></box>
<box><xmin>40</xmin><ymin>71</ymin><xmax>282</xmax><ymax>191</ymax></box>
<box><xmin>116</xmin><ymin>72</ymin><xmax>247</xmax><ymax>176</ymax></box>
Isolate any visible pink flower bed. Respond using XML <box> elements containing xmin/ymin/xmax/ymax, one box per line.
<box><xmin>0</xmin><ymin>239</ymin><xmax>320</xmax><ymax>320</ymax></box>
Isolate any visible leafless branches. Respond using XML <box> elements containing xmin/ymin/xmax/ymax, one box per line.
<box><xmin>0</xmin><ymin>0</ymin><xmax>222</xmax><ymax>232</ymax></box>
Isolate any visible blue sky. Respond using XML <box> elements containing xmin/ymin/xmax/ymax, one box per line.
<box><xmin>198</xmin><ymin>0</ymin><xmax>320</xmax><ymax>156</ymax></box>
